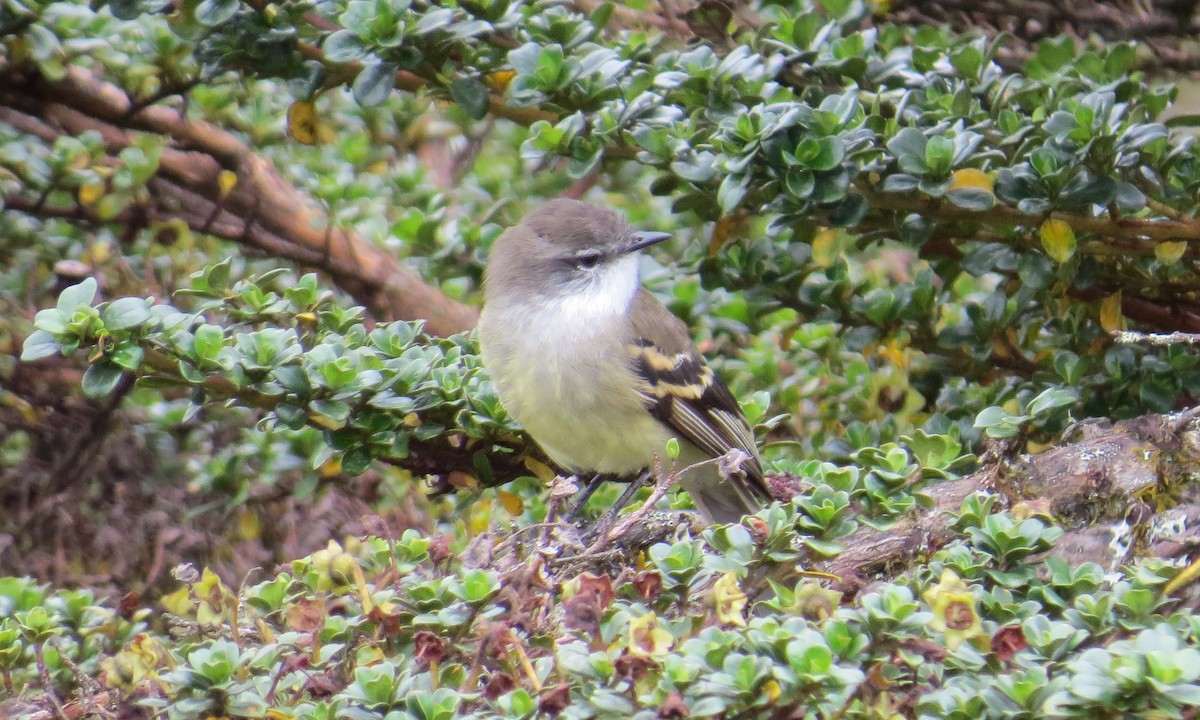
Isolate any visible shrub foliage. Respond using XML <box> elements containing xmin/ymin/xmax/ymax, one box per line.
<box><xmin>3</xmin><ymin>0</ymin><xmax>1200</xmax><ymax>716</ymax></box>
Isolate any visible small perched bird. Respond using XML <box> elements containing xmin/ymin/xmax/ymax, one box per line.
<box><xmin>478</xmin><ymin>199</ymin><xmax>769</xmax><ymax>524</ymax></box>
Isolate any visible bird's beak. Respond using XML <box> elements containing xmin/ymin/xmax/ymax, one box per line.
<box><xmin>624</xmin><ymin>231</ymin><xmax>671</xmax><ymax>254</ymax></box>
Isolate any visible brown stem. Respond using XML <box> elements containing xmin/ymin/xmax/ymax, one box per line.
<box><xmin>0</xmin><ymin>67</ymin><xmax>480</xmax><ymax>336</ymax></box>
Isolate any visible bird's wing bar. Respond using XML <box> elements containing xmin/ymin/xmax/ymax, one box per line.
<box><xmin>628</xmin><ymin>339</ymin><xmax>769</xmax><ymax>498</ymax></box>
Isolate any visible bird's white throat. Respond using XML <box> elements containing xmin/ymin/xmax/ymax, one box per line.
<box><xmin>480</xmin><ymin>251</ymin><xmax>642</xmax><ymax>376</ymax></box>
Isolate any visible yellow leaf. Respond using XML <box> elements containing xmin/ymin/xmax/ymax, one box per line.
<box><xmin>403</xmin><ymin>412</ymin><xmax>421</xmax><ymax>428</ymax></box>
<box><xmin>1163</xmin><ymin>553</ymin><xmax>1200</xmax><ymax>597</ymax></box>
<box><xmin>308</xmin><ymin>412</ymin><xmax>346</xmax><ymax>430</ymax></box>
<box><xmin>287</xmin><ymin>100</ymin><xmax>322</xmax><ymax>146</ymax></box>
<box><xmin>707</xmin><ymin>214</ymin><xmax>745</xmax><ymax>257</ymax></box>
<box><xmin>84</xmin><ymin>240</ymin><xmax>112</xmax><ymax>265</ymax></box>
<box><xmin>217</xmin><ymin>170</ymin><xmax>238</xmax><ymax>198</ymax></box>
<box><xmin>949</xmin><ymin>168</ymin><xmax>994</xmax><ymax>192</ymax></box>
<box><xmin>1099</xmin><ymin>292</ymin><xmax>1124</xmax><ymax>333</ymax></box>
<box><xmin>449</xmin><ymin>470</ymin><xmax>477</xmax><ymax>490</ymax></box>
<box><xmin>1039</xmin><ymin>218</ymin><xmax>1075</xmax><ymax>264</ymax></box>
<box><xmin>1023</xmin><ymin>440</ymin><xmax>1051</xmax><ymax>456</ymax></box>
<box><xmin>496</xmin><ymin>488</ymin><xmax>524</xmax><ymax>516</ymax></box>
<box><xmin>1155</xmin><ymin>241</ymin><xmax>1187</xmax><ymax>264</ymax></box>
<box><xmin>522</xmin><ymin>457</ymin><xmax>556</xmax><ymax>484</ymax></box>
<box><xmin>484</xmin><ymin>70</ymin><xmax>516</xmax><ymax>92</ymax></box>
<box><xmin>256</xmin><ymin>618</ymin><xmax>276</xmax><ymax>644</ymax></box>
<box><xmin>319</xmin><ymin>456</ymin><xmax>342</xmax><ymax>478</ymax></box>
<box><xmin>79</xmin><ymin>182</ymin><xmax>106</xmax><ymax>206</ymax></box>
<box><xmin>236</xmin><ymin>507</ymin><xmax>260</xmax><ymax>541</ymax></box>
<box><xmin>296</xmin><ymin>312</ymin><xmax>318</xmax><ymax>332</ymax></box>
<box><xmin>811</xmin><ymin>228</ymin><xmax>841</xmax><ymax>268</ymax></box>
<box><xmin>467</xmin><ymin>502</ymin><xmax>491</xmax><ymax>535</ymax></box>
<box><xmin>310</xmin><ymin>540</ymin><xmax>356</xmax><ymax>591</ymax></box>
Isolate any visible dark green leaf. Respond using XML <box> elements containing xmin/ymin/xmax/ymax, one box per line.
<box><xmin>194</xmin><ymin>0</ymin><xmax>240</xmax><ymax>27</ymax></box>
<box><xmin>449</xmin><ymin>77</ymin><xmax>490</xmax><ymax>120</ymax></box>
<box><xmin>324</xmin><ymin>30</ymin><xmax>369</xmax><ymax>63</ymax></box>
<box><xmin>946</xmin><ymin>187</ymin><xmax>995</xmax><ymax>211</ymax></box>
<box><xmin>341</xmin><ymin>447</ymin><xmax>373</xmax><ymax>476</ymax></box>
<box><xmin>353</xmin><ymin>62</ymin><xmax>398</xmax><ymax>107</ymax></box>
<box><xmin>82</xmin><ymin>362</ymin><xmax>125</xmax><ymax>398</ymax></box>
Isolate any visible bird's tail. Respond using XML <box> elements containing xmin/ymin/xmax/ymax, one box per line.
<box><xmin>679</xmin><ymin>463</ymin><xmax>764</xmax><ymax>525</ymax></box>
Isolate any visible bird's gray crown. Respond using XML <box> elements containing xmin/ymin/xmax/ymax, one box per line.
<box><xmin>520</xmin><ymin>198</ymin><xmax>632</xmax><ymax>254</ymax></box>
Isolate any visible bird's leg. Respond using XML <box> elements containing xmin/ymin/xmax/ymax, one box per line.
<box><xmin>567</xmin><ymin>473</ymin><xmax>610</xmax><ymax>521</ymax></box>
<box><xmin>579</xmin><ymin>470</ymin><xmax>655</xmax><ymax>545</ymax></box>
<box><xmin>606</xmin><ymin>469</ymin><xmax>654</xmax><ymax>520</ymax></box>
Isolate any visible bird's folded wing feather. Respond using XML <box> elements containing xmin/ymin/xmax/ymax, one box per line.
<box><xmin>625</xmin><ymin>290</ymin><xmax>769</xmax><ymax>499</ymax></box>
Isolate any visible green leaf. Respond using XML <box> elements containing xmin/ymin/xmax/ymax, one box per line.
<box><xmin>946</xmin><ymin>187</ymin><xmax>995</xmax><ymax>211</ymax></box>
<box><xmin>108</xmin><ymin>0</ymin><xmax>171</xmax><ymax>19</ymax></box>
<box><xmin>950</xmin><ymin>44</ymin><xmax>982</xmax><ymax>78</ymax></box>
<box><xmin>352</xmin><ymin>63</ymin><xmax>397</xmax><ymax>107</ymax></box>
<box><xmin>109</xmin><ymin>343</ymin><xmax>144</xmax><ymax>371</ymax></box>
<box><xmin>924</xmin><ymin>135</ymin><xmax>954</xmax><ymax>175</ymax></box>
<box><xmin>1026</xmin><ymin>388</ymin><xmax>1076</xmax><ymax>416</ymax></box>
<box><xmin>33</xmin><ymin>308</ymin><xmax>67</xmax><ymax>335</ymax></box>
<box><xmin>717</xmin><ymin>173</ymin><xmax>747</xmax><ymax>213</ymax></box>
<box><xmin>784</xmin><ymin>168</ymin><xmax>815</xmax><ymax>199</ymax></box>
<box><xmin>534</xmin><ymin>45</ymin><xmax>565</xmax><ymax>88</ymax></box>
<box><xmin>193</xmin><ymin>324</ymin><xmax>224</xmax><ymax>363</ymax></box>
<box><xmin>194</xmin><ymin>0</ymin><xmax>240</xmax><ymax>26</ymax></box>
<box><xmin>886</xmin><ymin>127</ymin><xmax>927</xmax><ymax>161</ymax></box>
<box><xmin>1164</xmin><ymin>114</ymin><xmax>1200</xmax><ymax>129</ymax></box>
<box><xmin>102</xmin><ymin>297</ymin><xmax>153</xmax><ymax>331</ymax></box>
<box><xmin>341</xmin><ymin>447</ymin><xmax>372</xmax><ymax>476</ymax></box>
<box><xmin>21</xmin><ymin>330</ymin><xmax>60</xmax><ymax>361</ymax></box>
<box><xmin>449</xmin><ymin>77</ymin><xmax>490</xmax><ymax>120</ymax></box>
<box><xmin>82</xmin><ymin>362</ymin><xmax>125</xmax><ymax>398</ymax></box>
<box><xmin>57</xmin><ymin>278</ymin><xmax>97</xmax><ymax>316</ymax></box>
<box><xmin>323</xmin><ymin>30</ymin><xmax>369</xmax><ymax>63</ymax></box>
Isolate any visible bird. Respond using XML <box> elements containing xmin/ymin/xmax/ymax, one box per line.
<box><xmin>477</xmin><ymin>198</ymin><xmax>769</xmax><ymax>525</ymax></box>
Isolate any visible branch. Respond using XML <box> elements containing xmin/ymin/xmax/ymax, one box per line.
<box><xmin>820</xmin><ymin>410</ymin><xmax>1200</xmax><ymax>590</ymax></box>
<box><xmin>0</xmin><ymin>68</ymin><xmax>479</xmax><ymax>337</ymax></box>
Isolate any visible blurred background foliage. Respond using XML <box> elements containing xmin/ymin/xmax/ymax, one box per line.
<box><xmin>5</xmin><ymin>0</ymin><xmax>1200</xmax><ymax>716</ymax></box>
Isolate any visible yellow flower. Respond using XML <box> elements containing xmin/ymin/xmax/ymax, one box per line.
<box><xmin>711</xmin><ymin>572</ymin><xmax>748</xmax><ymax>627</ymax></box>
<box><xmin>309</xmin><ymin>539</ymin><xmax>357</xmax><ymax>591</ymax></box>
<box><xmin>100</xmin><ymin>633</ymin><xmax>170</xmax><ymax>689</ymax></box>
<box><xmin>194</xmin><ymin>568</ymin><xmax>237</xmax><ymax>628</ymax></box>
<box><xmin>160</xmin><ymin>585</ymin><xmax>194</xmax><ymax>617</ymax></box>
<box><xmin>793</xmin><ymin>580</ymin><xmax>843</xmax><ymax>621</ymax></box>
<box><xmin>628</xmin><ymin>612</ymin><xmax>673</xmax><ymax>656</ymax></box>
<box><xmin>922</xmin><ymin>569</ymin><xmax>984</xmax><ymax>650</ymax></box>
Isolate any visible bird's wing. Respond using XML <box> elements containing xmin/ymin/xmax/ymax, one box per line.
<box><xmin>625</xmin><ymin>290</ymin><xmax>769</xmax><ymax>499</ymax></box>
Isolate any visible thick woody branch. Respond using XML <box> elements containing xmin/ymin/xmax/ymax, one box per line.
<box><xmin>821</xmin><ymin>410</ymin><xmax>1200</xmax><ymax>595</ymax></box>
<box><xmin>0</xmin><ymin>68</ymin><xmax>479</xmax><ymax>337</ymax></box>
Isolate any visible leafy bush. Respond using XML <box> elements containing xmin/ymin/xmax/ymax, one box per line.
<box><xmin>4</xmin><ymin>0</ymin><xmax>1200</xmax><ymax>716</ymax></box>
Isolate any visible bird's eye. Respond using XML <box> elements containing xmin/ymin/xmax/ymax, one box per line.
<box><xmin>576</xmin><ymin>252</ymin><xmax>602</xmax><ymax>269</ymax></box>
